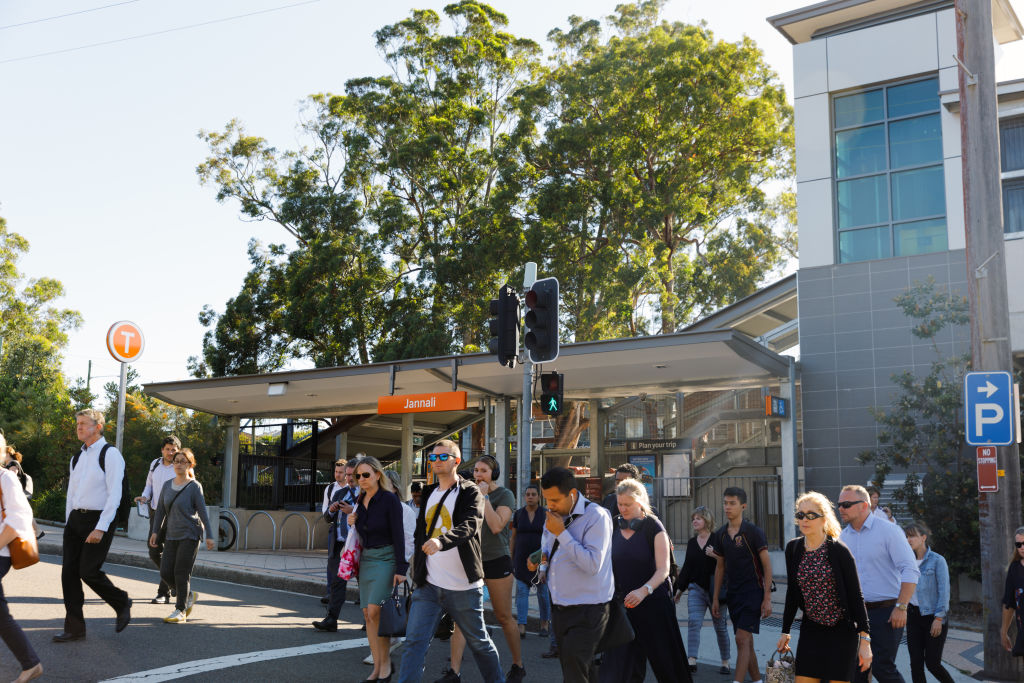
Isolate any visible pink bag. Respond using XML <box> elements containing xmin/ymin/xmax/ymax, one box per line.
<box><xmin>338</xmin><ymin>529</ymin><xmax>362</xmax><ymax>580</ymax></box>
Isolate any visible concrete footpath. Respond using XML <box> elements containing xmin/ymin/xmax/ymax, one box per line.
<box><xmin>36</xmin><ymin>522</ymin><xmax>992</xmax><ymax>681</ymax></box>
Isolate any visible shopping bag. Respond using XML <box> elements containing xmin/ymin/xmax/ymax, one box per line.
<box><xmin>337</xmin><ymin>530</ymin><xmax>362</xmax><ymax>580</ymax></box>
<box><xmin>378</xmin><ymin>583</ymin><xmax>410</xmax><ymax>638</ymax></box>
<box><xmin>765</xmin><ymin>649</ymin><xmax>795</xmax><ymax>683</ymax></box>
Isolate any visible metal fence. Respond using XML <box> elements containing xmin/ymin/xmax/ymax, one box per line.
<box><xmin>237</xmin><ymin>421</ymin><xmax>325</xmax><ymax>510</ymax></box>
<box><xmin>653</xmin><ymin>474</ymin><xmax>783</xmax><ymax>549</ymax></box>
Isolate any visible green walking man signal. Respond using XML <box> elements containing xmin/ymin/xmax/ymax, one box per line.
<box><xmin>540</xmin><ymin>371</ymin><xmax>564</xmax><ymax>416</ymax></box>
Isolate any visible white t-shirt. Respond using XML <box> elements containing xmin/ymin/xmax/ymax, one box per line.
<box><xmin>424</xmin><ymin>484</ymin><xmax>483</xmax><ymax>591</ymax></box>
<box><xmin>910</xmin><ymin>557</ymin><xmax>924</xmax><ymax>606</ymax></box>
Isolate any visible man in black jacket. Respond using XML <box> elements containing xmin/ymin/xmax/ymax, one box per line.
<box><xmin>312</xmin><ymin>457</ymin><xmax>360</xmax><ymax>631</ymax></box>
<box><xmin>397</xmin><ymin>440</ymin><xmax>504</xmax><ymax>683</ymax></box>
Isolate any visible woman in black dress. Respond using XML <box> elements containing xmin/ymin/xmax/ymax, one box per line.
<box><xmin>509</xmin><ymin>484</ymin><xmax>549</xmax><ymax>638</ymax></box>
<box><xmin>599</xmin><ymin>479</ymin><xmax>692</xmax><ymax>683</ymax></box>
<box><xmin>1000</xmin><ymin>525</ymin><xmax>1024</xmax><ymax>656</ymax></box>
<box><xmin>777</xmin><ymin>491</ymin><xmax>872</xmax><ymax>683</ymax></box>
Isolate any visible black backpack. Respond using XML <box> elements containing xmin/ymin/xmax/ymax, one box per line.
<box><xmin>72</xmin><ymin>444</ymin><xmax>131</xmax><ymax>530</ymax></box>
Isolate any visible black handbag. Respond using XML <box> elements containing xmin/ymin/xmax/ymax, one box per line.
<box><xmin>596</xmin><ymin>598</ymin><xmax>635</xmax><ymax>653</ymax></box>
<box><xmin>377</xmin><ymin>583</ymin><xmax>410</xmax><ymax>638</ymax></box>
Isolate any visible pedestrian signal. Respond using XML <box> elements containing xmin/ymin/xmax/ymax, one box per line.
<box><xmin>540</xmin><ymin>372</ymin><xmax>564</xmax><ymax>416</ymax></box>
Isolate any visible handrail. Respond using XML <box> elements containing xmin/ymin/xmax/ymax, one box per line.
<box><xmin>279</xmin><ymin>512</ymin><xmax>313</xmax><ymax>551</ymax></box>
<box><xmin>244</xmin><ymin>510</ymin><xmax>277</xmax><ymax>551</ymax></box>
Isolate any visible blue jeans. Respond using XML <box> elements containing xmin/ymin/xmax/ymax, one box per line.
<box><xmin>686</xmin><ymin>583</ymin><xmax>730</xmax><ymax>661</ymax></box>
<box><xmin>398</xmin><ymin>582</ymin><xmax>505</xmax><ymax>683</ymax></box>
<box><xmin>515</xmin><ymin>578</ymin><xmax>550</xmax><ymax>625</ymax></box>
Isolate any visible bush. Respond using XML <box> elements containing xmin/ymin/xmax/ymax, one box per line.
<box><xmin>33</xmin><ymin>482</ymin><xmax>66</xmax><ymax>523</ymax></box>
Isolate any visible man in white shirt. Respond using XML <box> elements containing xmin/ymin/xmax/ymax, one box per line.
<box><xmin>134</xmin><ymin>435</ymin><xmax>181</xmax><ymax>603</ymax></box>
<box><xmin>867</xmin><ymin>486</ymin><xmax>894</xmax><ymax>523</ymax></box>
<box><xmin>312</xmin><ymin>457</ymin><xmax>359</xmax><ymax>630</ymax></box>
<box><xmin>54</xmin><ymin>409</ymin><xmax>132</xmax><ymax>642</ymax></box>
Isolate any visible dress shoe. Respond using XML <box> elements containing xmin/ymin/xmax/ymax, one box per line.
<box><xmin>115</xmin><ymin>599</ymin><xmax>132</xmax><ymax>633</ymax></box>
<box><xmin>52</xmin><ymin>631</ymin><xmax>85</xmax><ymax>643</ymax></box>
<box><xmin>540</xmin><ymin>647</ymin><xmax>559</xmax><ymax>659</ymax></box>
<box><xmin>312</xmin><ymin>619</ymin><xmax>338</xmax><ymax>632</ymax></box>
<box><xmin>321</xmin><ymin>595</ymin><xmax>330</xmax><ymax>604</ymax></box>
<box><xmin>12</xmin><ymin>662</ymin><xmax>42</xmax><ymax>683</ymax></box>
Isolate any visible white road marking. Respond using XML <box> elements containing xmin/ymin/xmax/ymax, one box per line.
<box><xmin>99</xmin><ymin>637</ymin><xmax>370</xmax><ymax>682</ymax></box>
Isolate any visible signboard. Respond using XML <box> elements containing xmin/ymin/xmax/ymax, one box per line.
<box><xmin>964</xmin><ymin>371</ymin><xmax>1015</xmax><ymax>445</ymax></box>
<box><xmin>765</xmin><ymin>395</ymin><xmax>788</xmax><ymax>418</ymax></box>
<box><xmin>584</xmin><ymin>476</ymin><xmax>603</xmax><ymax>502</ymax></box>
<box><xmin>106</xmin><ymin>321</ymin><xmax>144</xmax><ymax>363</ymax></box>
<box><xmin>628</xmin><ymin>454</ymin><xmax>656</xmax><ymax>498</ymax></box>
<box><xmin>626</xmin><ymin>438</ymin><xmax>685</xmax><ymax>452</ymax></box>
<box><xmin>977</xmin><ymin>446</ymin><xmax>998</xmax><ymax>492</ymax></box>
<box><xmin>378</xmin><ymin>391</ymin><xmax>467</xmax><ymax>415</ymax></box>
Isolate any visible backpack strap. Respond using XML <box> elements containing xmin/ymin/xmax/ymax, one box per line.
<box><xmin>150</xmin><ymin>458</ymin><xmax>162</xmax><ymax>473</ymax></box>
<box><xmin>99</xmin><ymin>443</ymin><xmax>112</xmax><ymax>472</ymax></box>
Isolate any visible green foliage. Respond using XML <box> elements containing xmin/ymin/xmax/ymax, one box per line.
<box><xmin>32</xmin><ymin>482</ymin><xmax>66</xmax><ymax>523</ymax></box>
<box><xmin>858</xmin><ymin>277</ymin><xmax>977</xmax><ymax>580</ymax></box>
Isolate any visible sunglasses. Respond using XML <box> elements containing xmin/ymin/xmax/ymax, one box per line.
<box><xmin>355</xmin><ymin>472</ymin><xmax>374</xmax><ymax>479</ymax></box>
<box><xmin>428</xmin><ymin>453</ymin><xmax>453</xmax><ymax>462</ymax></box>
<box><xmin>795</xmin><ymin>511</ymin><xmax>824</xmax><ymax>521</ymax></box>
<box><xmin>837</xmin><ymin>501</ymin><xmax>865</xmax><ymax>509</ymax></box>
<box><xmin>1016</xmin><ymin>541</ymin><xmax>1024</xmax><ymax>548</ymax></box>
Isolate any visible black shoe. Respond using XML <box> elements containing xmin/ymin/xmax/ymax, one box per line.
<box><xmin>151</xmin><ymin>593</ymin><xmax>171</xmax><ymax>604</ymax></box>
<box><xmin>52</xmin><ymin>631</ymin><xmax>85</xmax><ymax>643</ymax></box>
<box><xmin>321</xmin><ymin>595</ymin><xmax>330</xmax><ymax>604</ymax></box>
<box><xmin>433</xmin><ymin>668</ymin><xmax>460</xmax><ymax>683</ymax></box>
<box><xmin>312</xmin><ymin>619</ymin><xmax>338</xmax><ymax>632</ymax></box>
<box><xmin>689</xmin><ymin>663</ymin><xmax>698</xmax><ymax>672</ymax></box>
<box><xmin>115</xmin><ymin>599</ymin><xmax>132</xmax><ymax>633</ymax></box>
<box><xmin>360</xmin><ymin>622</ymin><xmax>366</xmax><ymax>631</ymax></box>
<box><xmin>719</xmin><ymin>665</ymin><xmax>731</xmax><ymax>675</ymax></box>
<box><xmin>37</xmin><ymin>530</ymin><xmax>45</xmax><ymax>540</ymax></box>
<box><xmin>540</xmin><ymin>648</ymin><xmax>559</xmax><ymax>659</ymax></box>
<box><xmin>506</xmin><ymin>664</ymin><xmax>526</xmax><ymax>683</ymax></box>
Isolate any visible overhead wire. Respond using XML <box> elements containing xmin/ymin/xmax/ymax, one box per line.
<box><xmin>0</xmin><ymin>0</ymin><xmax>145</xmax><ymax>31</ymax></box>
<box><xmin>0</xmin><ymin>0</ymin><xmax>322</xmax><ymax>65</ymax></box>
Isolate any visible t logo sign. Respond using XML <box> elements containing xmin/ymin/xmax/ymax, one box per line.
<box><xmin>106</xmin><ymin>321</ymin><xmax>145</xmax><ymax>363</ymax></box>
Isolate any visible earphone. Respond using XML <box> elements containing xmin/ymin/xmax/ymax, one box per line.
<box><xmin>617</xmin><ymin>516</ymin><xmax>645</xmax><ymax>531</ymax></box>
<box><xmin>478</xmin><ymin>455</ymin><xmax>500</xmax><ymax>481</ymax></box>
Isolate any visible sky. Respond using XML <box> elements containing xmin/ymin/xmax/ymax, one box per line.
<box><xmin>0</xmin><ymin>0</ymin><xmax>803</xmax><ymax>392</ymax></box>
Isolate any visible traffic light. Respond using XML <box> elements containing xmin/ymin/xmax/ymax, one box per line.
<box><xmin>524</xmin><ymin>277</ymin><xmax>559</xmax><ymax>363</ymax></box>
<box><xmin>487</xmin><ymin>283</ymin><xmax>520</xmax><ymax>368</ymax></box>
<box><xmin>540</xmin><ymin>372</ymin><xmax>564</xmax><ymax>416</ymax></box>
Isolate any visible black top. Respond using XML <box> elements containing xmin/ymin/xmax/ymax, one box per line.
<box><xmin>676</xmin><ymin>534</ymin><xmax>719</xmax><ymax>595</ymax></box>
<box><xmin>411</xmin><ymin>477</ymin><xmax>485</xmax><ymax>587</ymax></box>
<box><xmin>714</xmin><ymin>519</ymin><xmax>768</xmax><ymax>594</ymax></box>
<box><xmin>1002</xmin><ymin>560</ymin><xmax>1024</xmax><ymax>655</ymax></box>
<box><xmin>611</xmin><ymin>515</ymin><xmax>671</xmax><ymax>600</ymax></box>
<box><xmin>781</xmin><ymin>536</ymin><xmax>871</xmax><ymax>636</ymax></box>
<box><xmin>354</xmin><ymin>488</ymin><xmax>408</xmax><ymax>575</ymax></box>
<box><xmin>510</xmin><ymin>505</ymin><xmax>547</xmax><ymax>584</ymax></box>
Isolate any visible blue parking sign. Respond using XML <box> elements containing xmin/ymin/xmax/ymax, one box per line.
<box><xmin>964</xmin><ymin>372</ymin><xmax>1015</xmax><ymax>446</ymax></box>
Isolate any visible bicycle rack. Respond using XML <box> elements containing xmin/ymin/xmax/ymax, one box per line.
<box><xmin>219</xmin><ymin>509</ymin><xmax>241</xmax><ymax>550</ymax></box>
<box><xmin>279</xmin><ymin>512</ymin><xmax>313</xmax><ymax>551</ymax></box>
<box><xmin>311</xmin><ymin>515</ymin><xmax>329</xmax><ymax>549</ymax></box>
<box><xmin>243</xmin><ymin>510</ymin><xmax>277</xmax><ymax>551</ymax></box>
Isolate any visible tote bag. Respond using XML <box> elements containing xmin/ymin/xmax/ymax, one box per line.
<box><xmin>337</xmin><ymin>529</ymin><xmax>362</xmax><ymax>580</ymax></box>
<box><xmin>377</xmin><ymin>583</ymin><xmax>411</xmax><ymax>638</ymax></box>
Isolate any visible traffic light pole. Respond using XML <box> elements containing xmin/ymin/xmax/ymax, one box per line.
<box><xmin>518</xmin><ymin>358</ymin><xmax>533</xmax><ymax>503</ymax></box>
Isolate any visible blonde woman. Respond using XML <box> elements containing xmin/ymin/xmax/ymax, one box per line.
<box><xmin>674</xmin><ymin>506</ymin><xmax>730</xmax><ymax>674</ymax></box>
<box><xmin>346</xmin><ymin>456</ymin><xmax>406</xmax><ymax>683</ymax></box>
<box><xmin>777</xmin><ymin>492</ymin><xmax>872</xmax><ymax>683</ymax></box>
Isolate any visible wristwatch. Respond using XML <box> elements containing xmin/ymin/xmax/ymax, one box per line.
<box><xmin>859</xmin><ymin>633</ymin><xmax>871</xmax><ymax>642</ymax></box>
<box><xmin>895</xmin><ymin>603</ymin><xmax>908</xmax><ymax>611</ymax></box>
<box><xmin>643</xmin><ymin>583</ymin><xmax>653</xmax><ymax>595</ymax></box>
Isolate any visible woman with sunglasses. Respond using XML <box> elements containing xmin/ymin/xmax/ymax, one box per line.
<box><xmin>674</xmin><ymin>505</ymin><xmax>730</xmax><ymax>675</ymax></box>
<box><xmin>903</xmin><ymin>521</ymin><xmax>954</xmax><ymax>683</ymax></box>
<box><xmin>776</xmin><ymin>492</ymin><xmax>871</xmax><ymax>683</ymax></box>
<box><xmin>1000</xmin><ymin>526</ymin><xmax>1024</xmax><ymax>656</ymax></box>
<box><xmin>149</xmin><ymin>449</ymin><xmax>215</xmax><ymax>624</ymax></box>
<box><xmin>346</xmin><ymin>456</ymin><xmax>407</xmax><ymax>683</ymax></box>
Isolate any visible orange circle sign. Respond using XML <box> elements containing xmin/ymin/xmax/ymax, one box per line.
<box><xmin>106</xmin><ymin>321</ymin><xmax>145</xmax><ymax>363</ymax></box>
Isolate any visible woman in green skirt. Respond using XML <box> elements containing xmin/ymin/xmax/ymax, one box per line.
<box><xmin>347</xmin><ymin>456</ymin><xmax>407</xmax><ymax>682</ymax></box>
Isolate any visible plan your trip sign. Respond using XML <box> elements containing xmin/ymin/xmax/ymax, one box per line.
<box><xmin>625</xmin><ymin>438</ymin><xmax>686</xmax><ymax>452</ymax></box>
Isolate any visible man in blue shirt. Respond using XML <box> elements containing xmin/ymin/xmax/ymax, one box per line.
<box><xmin>839</xmin><ymin>484</ymin><xmax>919</xmax><ymax>683</ymax></box>
<box><xmin>532</xmin><ymin>467</ymin><xmax>613</xmax><ymax>683</ymax></box>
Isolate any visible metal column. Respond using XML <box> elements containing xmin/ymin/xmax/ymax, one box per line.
<box><xmin>221</xmin><ymin>416</ymin><xmax>241</xmax><ymax>508</ymax></box>
<box><xmin>401</xmin><ymin>413</ymin><xmax>414</xmax><ymax>498</ymax></box>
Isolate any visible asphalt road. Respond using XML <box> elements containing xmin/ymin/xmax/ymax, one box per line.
<box><xmin>4</xmin><ymin>555</ymin><xmax>571</xmax><ymax>682</ymax></box>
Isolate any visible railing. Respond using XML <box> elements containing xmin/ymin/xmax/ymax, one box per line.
<box><xmin>654</xmin><ymin>474</ymin><xmax>784</xmax><ymax>550</ymax></box>
<box><xmin>279</xmin><ymin>512</ymin><xmax>312</xmax><ymax>551</ymax></box>
<box><xmin>243</xmin><ymin>510</ymin><xmax>277</xmax><ymax>551</ymax></box>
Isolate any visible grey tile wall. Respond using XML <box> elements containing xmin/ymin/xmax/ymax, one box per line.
<box><xmin>798</xmin><ymin>250</ymin><xmax>970</xmax><ymax>499</ymax></box>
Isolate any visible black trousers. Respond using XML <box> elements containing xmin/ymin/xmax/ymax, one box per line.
<box><xmin>553</xmin><ymin>602</ymin><xmax>609</xmax><ymax>683</ymax></box>
<box><xmin>61</xmin><ymin>510</ymin><xmax>130</xmax><ymax>634</ymax></box>
<box><xmin>906</xmin><ymin>605</ymin><xmax>955</xmax><ymax>683</ymax></box>
<box><xmin>854</xmin><ymin>606</ymin><xmax>905</xmax><ymax>683</ymax></box>
<box><xmin>325</xmin><ymin>548</ymin><xmax>348</xmax><ymax>619</ymax></box>
<box><xmin>160</xmin><ymin>538</ymin><xmax>200</xmax><ymax>611</ymax></box>
<box><xmin>0</xmin><ymin>557</ymin><xmax>40</xmax><ymax>670</ymax></box>
<box><xmin>148</xmin><ymin>512</ymin><xmax>172</xmax><ymax>597</ymax></box>
<box><xmin>599</xmin><ymin>595</ymin><xmax>692</xmax><ymax>683</ymax></box>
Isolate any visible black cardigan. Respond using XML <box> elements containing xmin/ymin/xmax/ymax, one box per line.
<box><xmin>781</xmin><ymin>535</ymin><xmax>871</xmax><ymax>636</ymax></box>
<box><xmin>675</xmin><ymin>534</ymin><xmax>718</xmax><ymax>595</ymax></box>
<box><xmin>411</xmin><ymin>477</ymin><xmax>485</xmax><ymax>587</ymax></box>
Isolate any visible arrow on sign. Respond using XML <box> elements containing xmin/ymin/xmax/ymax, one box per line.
<box><xmin>977</xmin><ymin>381</ymin><xmax>999</xmax><ymax>398</ymax></box>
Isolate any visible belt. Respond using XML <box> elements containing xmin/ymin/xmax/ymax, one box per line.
<box><xmin>73</xmin><ymin>508</ymin><xmax>102</xmax><ymax>514</ymax></box>
<box><xmin>552</xmin><ymin>601</ymin><xmax>608</xmax><ymax>611</ymax></box>
<box><xmin>864</xmin><ymin>599</ymin><xmax>897</xmax><ymax>610</ymax></box>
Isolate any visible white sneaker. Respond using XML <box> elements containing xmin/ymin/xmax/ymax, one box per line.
<box><xmin>185</xmin><ymin>591</ymin><xmax>198</xmax><ymax>616</ymax></box>
<box><xmin>164</xmin><ymin>609</ymin><xmax>186</xmax><ymax>623</ymax></box>
<box><xmin>362</xmin><ymin>652</ymin><xmax>374</xmax><ymax>665</ymax></box>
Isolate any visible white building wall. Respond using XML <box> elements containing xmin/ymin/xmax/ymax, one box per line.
<box><xmin>825</xmin><ymin>14</ymin><xmax>938</xmax><ymax>91</ymax></box>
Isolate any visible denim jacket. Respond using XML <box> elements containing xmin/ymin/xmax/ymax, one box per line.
<box><xmin>913</xmin><ymin>549</ymin><xmax>950</xmax><ymax>618</ymax></box>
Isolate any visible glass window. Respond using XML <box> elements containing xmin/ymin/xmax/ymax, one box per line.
<box><xmin>886</xmin><ymin>78</ymin><xmax>939</xmax><ymax>118</ymax></box>
<box><xmin>891</xmin><ymin>166</ymin><xmax>945</xmax><ymax>221</ymax></box>
<box><xmin>836</xmin><ymin>124</ymin><xmax>886</xmax><ymax>178</ymax></box>
<box><xmin>838</xmin><ymin>175</ymin><xmax>888</xmax><ymax>228</ymax></box>
<box><xmin>839</xmin><ymin>226</ymin><xmax>890</xmax><ymax>262</ymax></box>
<box><xmin>1005</xmin><ymin>178</ymin><xmax>1024</xmax><ymax>234</ymax></box>
<box><xmin>1000</xmin><ymin>116</ymin><xmax>1024</xmax><ymax>173</ymax></box>
<box><xmin>834</xmin><ymin>89</ymin><xmax>884</xmax><ymax>128</ymax></box>
<box><xmin>889</xmin><ymin>114</ymin><xmax>942</xmax><ymax>169</ymax></box>
<box><xmin>894</xmin><ymin>218</ymin><xmax>947</xmax><ymax>256</ymax></box>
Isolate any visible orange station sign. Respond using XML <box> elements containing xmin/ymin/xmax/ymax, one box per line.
<box><xmin>378</xmin><ymin>391</ymin><xmax>468</xmax><ymax>415</ymax></box>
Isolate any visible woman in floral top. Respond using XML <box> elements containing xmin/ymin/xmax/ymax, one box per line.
<box><xmin>777</xmin><ymin>492</ymin><xmax>872</xmax><ymax>682</ymax></box>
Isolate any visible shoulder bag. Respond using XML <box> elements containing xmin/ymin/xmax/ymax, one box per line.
<box><xmin>0</xmin><ymin>482</ymin><xmax>38</xmax><ymax>569</ymax></box>
<box><xmin>377</xmin><ymin>582</ymin><xmax>411</xmax><ymax>638</ymax></box>
<box><xmin>156</xmin><ymin>481</ymin><xmax>193</xmax><ymax>546</ymax></box>
<box><xmin>765</xmin><ymin>649</ymin><xmax>795</xmax><ymax>683</ymax></box>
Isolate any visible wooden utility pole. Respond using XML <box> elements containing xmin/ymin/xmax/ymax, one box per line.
<box><xmin>956</xmin><ymin>1</ymin><xmax>1023</xmax><ymax>678</ymax></box>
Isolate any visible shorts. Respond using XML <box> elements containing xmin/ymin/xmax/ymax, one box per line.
<box><xmin>482</xmin><ymin>555</ymin><xmax>512</xmax><ymax>580</ymax></box>
<box><xmin>727</xmin><ymin>589</ymin><xmax>763</xmax><ymax>634</ymax></box>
